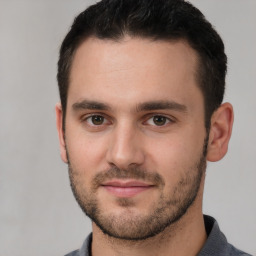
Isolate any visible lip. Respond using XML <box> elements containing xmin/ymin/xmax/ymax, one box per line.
<box><xmin>101</xmin><ymin>180</ymin><xmax>154</xmax><ymax>198</ymax></box>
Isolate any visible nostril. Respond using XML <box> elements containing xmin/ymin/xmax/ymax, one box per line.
<box><xmin>105</xmin><ymin>126</ymin><xmax>145</xmax><ymax>168</ymax></box>
<box><xmin>106</xmin><ymin>145</ymin><xmax>145</xmax><ymax>169</ymax></box>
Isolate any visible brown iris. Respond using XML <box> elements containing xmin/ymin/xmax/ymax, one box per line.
<box><xmin>153</xmin><ymin>116</ymin><xmax>167</xmax><ymax>126</ymax></box>
<box><xmin>91</xmin><ymin>115</ymin><xmax>104</xmax><ymax>125</ymax></box>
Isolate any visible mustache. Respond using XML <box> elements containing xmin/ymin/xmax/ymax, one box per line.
<box><xmin>91</xmin><ymin>166</ymin><xmax>165</xmax><ymax>190</ymax></box>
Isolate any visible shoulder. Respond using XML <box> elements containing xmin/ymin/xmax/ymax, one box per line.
<box><xmin>64</xmin><ymin>250</ymin><xmax>80</xmax><ymax>256</ymax></box>
<box><xmin>228</xmin><ymin>244</ymin><xmax>252</xmax><ymax>256</ymax></box>
<box><xmin>64</xmin><ymin>233</ymin><xmax>92</xmax><ymax>256</ymax></box>
<box><xmin>199</xmin><ymin>215</ymin><xmax>252</xmax><ymax>256</ymax></box>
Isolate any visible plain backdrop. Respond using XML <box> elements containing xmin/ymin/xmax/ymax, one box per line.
<box><xmin>0</xmin><ymin>1</ymin><xmax>255</xmax><ymax>255</ymax></box>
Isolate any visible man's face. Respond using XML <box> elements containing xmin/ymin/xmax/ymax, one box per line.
<box><xmin>61</xmin><ymin>37</ymin><xmax>208</xmax><ymax>240</ymax></box>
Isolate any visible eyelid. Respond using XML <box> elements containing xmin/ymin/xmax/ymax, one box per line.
<box><xmin>81</xmin><ymin>112</ymin><xmax>107</xmax><ymax>120</ymax></box>
<box><xmin>143</xmin><ymin>114</ymin><xmax>176</xmax><ymax>126</ymax></box>
<box><xmin>81</xmin><ymin>113</ymin><xmax>112</xmax><ymax>126</ymax></box>
<box><xmin>80</xmin><ymin>112</ymin><xmax>176</xmax><ymax>127</ymax></box>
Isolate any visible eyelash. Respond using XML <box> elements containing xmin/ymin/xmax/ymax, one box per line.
<box><xmin>82</xmin><ymin>113</ymin><xmax>111</xmax><ymax>126</ymax></box>
<box><xmin>144</xmin><ymin>115</ymin><xmax>174</xmax><ymax>126</ymax></box>
<box><xmin>81</xmin><ymin>113</ymin><xmax>175</xmax><ymax>128</ymax></box>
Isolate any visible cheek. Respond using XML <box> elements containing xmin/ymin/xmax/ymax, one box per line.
<box><xmin>66</xmin><ymin>130</ymin><xmax>109</xmax><ymax>176</ymax></box>
<box><xmin>147</xmin><ymin>132</ymin><xmax>205</xmax><ymax>184</ymax></box>
<box><xmin>150</xmin><ymin>140</ymin><xmax>186</xmax><ymax>180</ymax></box>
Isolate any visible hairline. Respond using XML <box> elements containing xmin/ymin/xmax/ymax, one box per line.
<box><xmin>62</xmin><ymin>34</ymin><xmax>210</xmax><ymax>131</ymax></box>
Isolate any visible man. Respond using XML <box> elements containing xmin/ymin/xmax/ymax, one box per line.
<box><xmin>56</xmin><ymin>0</ymin><xmax>251</xmax><ymax>255</ymax></box>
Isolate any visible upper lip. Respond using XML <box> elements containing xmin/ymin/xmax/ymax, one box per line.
<box><xmin>101</xmin><ymin>180</ymin><xmax>154</xmax><ymax>187</ymax></box>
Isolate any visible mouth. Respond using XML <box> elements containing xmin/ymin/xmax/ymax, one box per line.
<box><xmin>101</xmin><ymin>180</ymin><xmax>155</xmax><ymax>198</ymax></box>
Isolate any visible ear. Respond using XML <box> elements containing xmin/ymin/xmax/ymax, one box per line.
<box><xmin>207</xmin><ymin>103</ymin><xmax>234</xmax><ymax>162</ymax></box>
<box><xmin>55</xmin><ymin>103</ymin><xmax>68</xmax><ymax>163</ymax></box>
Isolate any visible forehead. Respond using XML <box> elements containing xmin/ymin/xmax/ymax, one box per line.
<box><xmin>68</xmin><ymin>37</ymin><xmax>202</xmax><ymax>111</ymax></box>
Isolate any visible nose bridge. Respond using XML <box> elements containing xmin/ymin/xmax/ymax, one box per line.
<box><xmin>106</xmin><ymin>120</ymin><xmax>144</xmax><ymax>168</ymax></box>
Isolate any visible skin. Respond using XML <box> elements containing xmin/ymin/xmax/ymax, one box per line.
<box><xmin>56</xmin><ymin>37</ymin><xmax>234</xmax><ymax>256</ymax></box>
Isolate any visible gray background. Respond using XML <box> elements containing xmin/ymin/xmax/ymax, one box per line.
<box><xmin>0</xmin><ymin>0</ymin><xmax>255</xmax><ymax>255</ymax></box>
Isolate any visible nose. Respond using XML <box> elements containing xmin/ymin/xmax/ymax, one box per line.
<box><xmin>106</xmin><ymin>123</ymin><xmax>145</xmax><ymax>169</ymax></box>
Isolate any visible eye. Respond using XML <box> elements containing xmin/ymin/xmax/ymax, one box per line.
<box><xmin>86</xmin><ymin>115</ymin><xmax>107</xmax><ymax>126</ymax></box>
<box><xmin>146</xmin><ymin>115</ymin><xmax>172</xmax><ymax>126</ymax></box>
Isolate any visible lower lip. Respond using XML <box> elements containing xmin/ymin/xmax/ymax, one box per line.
<box><xmin>102</xmin><ymin>186</ymin><xmax>152</xmax><ymax>198</ymax></box>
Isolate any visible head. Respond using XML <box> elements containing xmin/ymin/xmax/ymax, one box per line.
<box><xmin>57</xmin><ymin>0</ymin><xmax>227</xmax><ymax>131</ymax></box>
<box><xmin>56</xmin><ymin>0</ymin><xmax>233</xmax><ymax>241</ymax></box>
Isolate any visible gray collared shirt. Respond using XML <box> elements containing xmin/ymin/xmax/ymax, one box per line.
<box><xmin>65</xmin><ymin>215</ymin><xmax>252</xmax><ymax>256</ymax></box>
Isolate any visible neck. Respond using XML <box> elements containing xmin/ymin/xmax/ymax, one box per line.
<box><xmin>91</xmin><ymin>202</ymin><xmax>207</xmax><ymax>256</ymax></box>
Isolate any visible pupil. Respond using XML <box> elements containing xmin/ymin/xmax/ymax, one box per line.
<box><xmin>92</xmin><ymin>116</ymin><xmax>103</xmax><ymax>125</ymax></box>
<box><xmin>153</xmin><ymin>116</ymin><xmax>166</xmax><ymax>126</ymax></box>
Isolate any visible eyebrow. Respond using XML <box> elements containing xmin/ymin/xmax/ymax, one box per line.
<box><xmin>72</xmin><ymin>100</ymin><xmax>111</xmax><ymax>111</ymax></box>
<box><xmin>136</xmin><ymin>100</ymin><xmax>188</xmax><ymax>113</ymax></box>
<box><xmin>72</xmin><ymin>99</ymin><xmax>187</xmax><ymax>113</ymax></box>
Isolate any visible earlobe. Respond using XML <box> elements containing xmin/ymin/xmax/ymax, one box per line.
<box><xmin>206</xmin><ymin>103</ymin><xmax>234</xmax><ymax>162</ymax></box>
<box><xmin>55</xmin><ymin>103</ymin><xmax>68</xmax><ymax>163</ymax></box>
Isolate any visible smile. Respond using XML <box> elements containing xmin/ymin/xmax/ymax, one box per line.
<box><xmin>101</xmin><ymin>180</ymin><xmax>154</xmax><ymax>198</ymax></box>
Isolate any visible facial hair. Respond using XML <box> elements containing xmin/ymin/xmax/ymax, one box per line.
<box><xmin>67</xmin><ymin>137</ymin><xmax>208</xmax><ymax>241</ymax></box>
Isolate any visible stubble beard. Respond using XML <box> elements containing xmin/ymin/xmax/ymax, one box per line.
<box><xmin>67</xmin><ymin>137</ymin><xmax>208</xmax><ymax>241</ymax></box>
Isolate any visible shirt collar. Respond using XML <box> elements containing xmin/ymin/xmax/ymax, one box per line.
<box><xmin>78</xmin><ymin>215</ymin><xmax>228</xmax><ymax>256</ymax></box>
<box><xmin>198</xmin><ymin>215</ymin><xmax>229</xmax><ymax>255</ymax></box>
